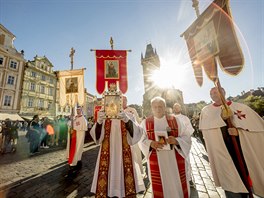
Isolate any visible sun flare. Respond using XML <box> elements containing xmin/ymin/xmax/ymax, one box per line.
<box><xmin>150</xmin><ymin>56</ymin><xmax>189</xmax><ymax>89</ymax></box>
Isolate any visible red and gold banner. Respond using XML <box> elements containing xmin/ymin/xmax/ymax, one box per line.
<box><xmin>181</xmin><ymin>0</ymin><xmax>244</xmax><ymax>86</ymax></box>
<box><xmin>95</xmin><ymin>50</ymin><xmax>128</xmax><ymax>94</ymax></box>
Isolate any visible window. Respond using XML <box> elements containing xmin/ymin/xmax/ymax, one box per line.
<box><xmin>49</xmin><ymin>87</ymin><xmax>53</xmax><ymax>96</ymax></box>
<box><xmin>4</xmin><ymin>95</ymin><xmax>12</xmax><ymax>106</ymax></box>
<box><xmin>10</xmin><ymin>60</ymin><xmax>17</xmax><ymax>69</ymax></box>
<box><xmin>40</xmin><ymin>85</ymin><xmax>45</xmax><ymax>94</ymax></box>
<box><xmin>31</xmin><ymin>71</ymin><xmax>36</xmax><ymax>78</ymax></box>
<box><xmin>0</xmin><ymin>34</ymin><xmax>5</xmax><ymax>45</ymax></box>
<box><xmin>7</xmin><ymin>76</ymin><xmax>15</xmax><ymax>85</ymax></box>
<box><xmin>0</xmin><ymin>56</ymin><xmax>3</xmax><ymax>66</ymax></box>
<box><xmin>39</xmin><ymin>99</ymin><xmax>44</xmax><ymax>108</ymax></box>
<box><xmin>30</xmin><ymin>83</ymin><xmax>35</xmax><ymax>91</ymax></box>
<box><xmin>28</xmin><ymin>98</ymin><xmax>33</xmax><ymax>107</ymax></box>
<box><xmin>41</xmin><ymin>75</ymin><xmax>46</xmax><ymax>81</ymax></box>
<box><xmin>49</xmin><ymin>78</ymin><xmax>53</xmax><ymax>84</ymax></box>
<box><xmin>47</xmin><ymin>102</ymin><xmax>52</xmax><ymax>110</ymax></box>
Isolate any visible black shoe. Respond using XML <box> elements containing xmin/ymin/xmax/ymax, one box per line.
<box><xmin>189</xmin><ymin>180</ymin><xmax>195</xmax><ymax>188</ymax></box>
<box><xmin>77</xmin><ymin>161</ymin><xmax>82</xmax><ymax>170</ymax></box>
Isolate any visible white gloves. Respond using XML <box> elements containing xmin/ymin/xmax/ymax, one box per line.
<box><xmin>97</xmin><ymin>110</ymin><xmax>105</xmax><ymax>124</ymax></box>
<box><xmin>118</xmin><ymin>110</ymin><xmax>130</xmax><ymax>123</ymax></box>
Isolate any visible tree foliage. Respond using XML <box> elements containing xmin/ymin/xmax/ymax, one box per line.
<box><xmin>243</xmin><ymin>95</ymin><xmax>264</xmax><ymax>117</ymax></box>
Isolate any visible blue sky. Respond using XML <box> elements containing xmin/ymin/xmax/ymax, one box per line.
<box><xmin>0</xmin><ymin>0</ymin><xmax>263</xmax><ymax>105</ymax></box>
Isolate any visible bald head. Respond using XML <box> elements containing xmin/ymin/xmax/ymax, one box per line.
<box><xmin>210</xmin><ymin>87</ymin><xmax>226</xmax><ymax>104</ymax></box>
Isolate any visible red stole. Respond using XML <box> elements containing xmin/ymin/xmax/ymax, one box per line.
<box><xmin>68</xmin><ymin>115</ymin><xmax>83</xmax><ymax>164</ymax></box>
<box><xmin>95</xmin><ymin>119</ymin><xmax>136</xmax><ymax>198</ymax></box>
<box><xmin>68</xmin><ymin>129</ymin><xmax>76</xmax><ymax>164</ymax></box>
<box><xmin>146</xmin><ymin>116</ymin><xmax>188</xmax><ymax>198</ymax></box>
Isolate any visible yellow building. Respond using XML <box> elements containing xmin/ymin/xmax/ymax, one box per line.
<box><xmin>0</xmin><ymin>24</ymin><xmax>26</xmax><ymax>115</ymax></box>
<box><xmin>20</xmin><ymin>55</ymin><xmax>57</xmax><ymax>119</ymax></box>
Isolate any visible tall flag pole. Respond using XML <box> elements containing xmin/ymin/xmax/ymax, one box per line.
<box><xmin>182</xmin><ymin>1</ymin><xmax>252</xmax><ymax>197</ymax></box>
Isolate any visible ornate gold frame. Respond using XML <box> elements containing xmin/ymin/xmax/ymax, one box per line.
<box><xmin>102</xmin><ymin>90</ymin><xmax>122</xmax><ymax>119</ymax></box>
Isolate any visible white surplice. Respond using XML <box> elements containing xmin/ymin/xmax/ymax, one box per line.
<box><xmin>175</xmin><ymin>114</ymin><xmax>194</xmax><ymax>182</ymax></box>
<box><xmin>90</xmin><ymin>115</ymin><xmax>145</xmax><ymax>197</ymax></box>
<box><xmin>139</xmin><ymin>116</ymin><xmax>191</xmax><ymax>198</ymax></box>
<box><xmin>66</xmin><ymin>115</ymin><xmax>88</xmax><ymax>166</ymax></box>
<box><xmin>199</xmin><ymin>102</ymin><xmax>264</xmax><ymax>197</ymax></box>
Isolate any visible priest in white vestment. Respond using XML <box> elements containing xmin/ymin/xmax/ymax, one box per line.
<box><xmin>140</xmin><ymin>97</ymin><xmax>191</xmax><ymax>198</ymax></box>
<box><xmin>66</xmin><ymin>106</ymin><xmax>88</xmax><ymax>176</ymax></box>
<box><xmin>199</xmin><ymin>87</ymin><xmax>264</xmax><ymax>198</ymax></box>
<box><xmin>123</xmin><ymin>96</ymin><xmax>144</xmax><ymax>176</ymax></box>
<box><xmin>90</xmin><ymin>103</ymin><xmax>145</xmax><ymax>197</ymax></box>
<box><xmin>173</xmin><ymin>103</ymin><xmax>194</xmax><ymax>186</ymax></box>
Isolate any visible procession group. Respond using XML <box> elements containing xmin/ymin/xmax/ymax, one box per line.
<box><xmin>67</xmin><ymin>87</ymin><xmax>264</xmax><ymax>198</ymax></box>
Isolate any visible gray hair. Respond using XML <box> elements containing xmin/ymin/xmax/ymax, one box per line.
<box><xmin>151</xmin><ymin>96</ymin><xmax>166</xmax><ymax>107</ymax></box>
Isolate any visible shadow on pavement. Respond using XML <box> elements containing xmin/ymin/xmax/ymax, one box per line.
<box><xmin>1</xmin><ymin>146</ymin><xmax>99</xmax><ymax>198</ymax></box>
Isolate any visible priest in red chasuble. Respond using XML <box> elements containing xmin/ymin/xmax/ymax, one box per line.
<box><xmin>139</xmin><ymin>96</ymin><xmax>191</xmax><ymax>198</ymax></box>
<box><xmin>89</xmin><ymin>96</ymin><xmax>145</xmax><ymax>197</ymax></box>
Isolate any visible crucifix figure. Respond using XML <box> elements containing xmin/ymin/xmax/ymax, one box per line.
<box><xmin>69</xmin><ymin>47</ymin><xmax>75</xmax><ymax>69</ymax></box>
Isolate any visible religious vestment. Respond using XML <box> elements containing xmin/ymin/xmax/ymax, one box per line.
<box><xmin>124</xmin><ymin>106</ymin><xmax>144</xmax><ymax>175</ymax></box>
<box><xmin>66</xmin><ymin>115</ymin><xmax>87</xmax><ymax>166</ymax></box>
<box><xmin>140</xmin><ymin>115</ymin><xmax>191</xmax><ymax>198</ymax></box>
<box><xmin>90</xmin><ymin>112</ymin><xmax>145</xmax><ymax>197</ymax></box>
<box><xmin>199</xmin><ymin>101</ymin><xmax>264</xmax><ymax>197</ymax></box>
<box><xmin>174</xmin><ymin>114</ymin><xmax>194</xmax><ymax>182</ymax></box>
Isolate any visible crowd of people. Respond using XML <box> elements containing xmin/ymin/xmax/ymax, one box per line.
<box><xmin>1</xmin><ymin>87</ymin><xmax>263</xmax><ymax>198</ymax></box>
<box><xmin>0</xmin><ymin>115</ymin><xmax>86</xmax><ymax>156</ymax></box>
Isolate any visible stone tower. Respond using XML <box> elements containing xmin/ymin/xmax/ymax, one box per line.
<box><xmin>141</xmin><ymin>44</ymin><xmax>185</xmax><ymax>116</ymax></box>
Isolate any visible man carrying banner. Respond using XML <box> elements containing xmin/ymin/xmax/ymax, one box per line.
<box><xmin>89</xmin><ymin>99</ymin><xmax>145</xmax><ymax>197</ymax></box>
<box><xmin>199</xmin><ymin>87</ymin><xmax>264</xmax><ymax>198</ymax></box>
<box><xmin>140</xmin><ymin>97</ymin><xmax>191</xmax><ymax>198</ymax></box>
<box><xmin>66</xmin><ymin>106</ymin><xmax>87</xmax><ymax>177</ymax></box>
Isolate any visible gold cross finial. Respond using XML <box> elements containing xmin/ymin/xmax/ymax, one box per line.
<box><xmin>110</xmin><ymin>37</ymin><xmax>114</xmax><ymax>50</ymax></box>
<box><xmin>69</xmin><ymin>47</ymin><xmax>75</xmax><ymax>70</ymax></box>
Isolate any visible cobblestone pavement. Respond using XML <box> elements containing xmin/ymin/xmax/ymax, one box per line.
<box><xmin>0</xmin><ymin>132</ymin><xmax>256</xmax><ymax>198</ymax></box>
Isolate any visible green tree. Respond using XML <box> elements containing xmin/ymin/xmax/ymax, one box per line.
<box><xmin>244</xmin><ymin>95</ymin><xmax>264</xmax><ymax>117</ymax></box>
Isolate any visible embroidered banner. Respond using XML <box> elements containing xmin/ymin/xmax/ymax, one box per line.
<box><xmin>58</xmin><ymin>69</ymin><xmax>85</xmax><ymax>107</ymax></box>
<box><xmin>95</xmin><ymin>50</ymin><xmax>128</xmax><ymax>94</ymax></box>
<box><xmin>181</xmin><ymin>0</ymin><xmax>244</xmax><ymax>86</ymax></box>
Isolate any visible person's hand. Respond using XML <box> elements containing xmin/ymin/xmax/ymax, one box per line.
<box><xmin>97</xmin><ymin>110</ymin><xmax>105</xmax><ymax>124</ymax></box>
<box><xmin>228</xmin><ymin>128</ymin><xmax>238</xmax><ymax>136</ymax></box>
<box><xmin>150</xmin><ymin>141</ymin><xmax>165</xmax><ymax>151</ymax></box>
<box><xmin>167</xmin><ymin>136</ymin><xmax>178</xmax><ymax>145</ymax></box>
<box><xmin>118</xmin><ymin>110</ymin><xmax>129</xmax><ymax>123</ymax></box>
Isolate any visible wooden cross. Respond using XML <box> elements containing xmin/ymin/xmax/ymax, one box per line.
<box><xmin>69</xmin><ymin>47</ymin><xmax>75</xmax><ymax>69</ymax></box>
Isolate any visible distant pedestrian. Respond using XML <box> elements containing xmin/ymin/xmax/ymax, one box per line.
<box><xmin>199</xmin><ymin>87</ymin><xmax>264</xmax><ymax>198</ymax></box>
<box><xmin>28</xmin><ymin>115</ymin><xmax>41</xmax><ymax>155</ymax></box>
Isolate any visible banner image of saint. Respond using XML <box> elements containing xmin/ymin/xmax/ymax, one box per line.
<box><xmin>104</xmin><ymin>95</ymin><xmax>121</xmax><ymax>118</ymax></box>
<box><xmin>181</xmin><ymin>0</ymin><xmax>244</xmax><ymax>86</ymax></box>
<box><xmin>105</xmin><ymin>60</ymin><xmax>119</xmax><ymax>79</ymax></box>
<box><xmin>66</xmin><ymin>77</ymin><xmax>78</xmax><ymax>93</ymax></box>
<box><xmin>95</xmin><ymin>50</ymin><xmax>128</xmax><ymax>94</ymax></box>
<box><xmin>58</xmin><ymin>69</ymin><xmax>85</xmax><ymax>107</ymax></box>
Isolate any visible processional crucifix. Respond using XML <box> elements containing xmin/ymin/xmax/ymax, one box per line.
<box><xmin>69</xmin><ymin>47</ymin><xmax>75</xmax><ymax>70</ymax></box>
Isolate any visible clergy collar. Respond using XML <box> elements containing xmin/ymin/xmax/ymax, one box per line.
<box><xmin>213</xmin><ymin>100</ymin><xmax>232</xmax><ymax>107</ymax></box>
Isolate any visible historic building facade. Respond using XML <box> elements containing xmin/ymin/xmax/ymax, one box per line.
<box><xmin>20</xmin><ymin>55</ymin><xmax>57</xmax><ymax>119</ymax></box>
<box><xmin>141</xmin><ymin>43</ymin><xmax>184</xmax><ymax>116</ymax></box>
<box><xmin>0</xmin><ymin>24</ymin><xmax>26</xmax><ymax>114</ymax></box>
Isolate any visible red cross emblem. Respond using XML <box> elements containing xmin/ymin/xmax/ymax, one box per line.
<box><xmin>234</xmin><ymin>110</ymin><xmax>246</xmax><ymax>120</ymax></box>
